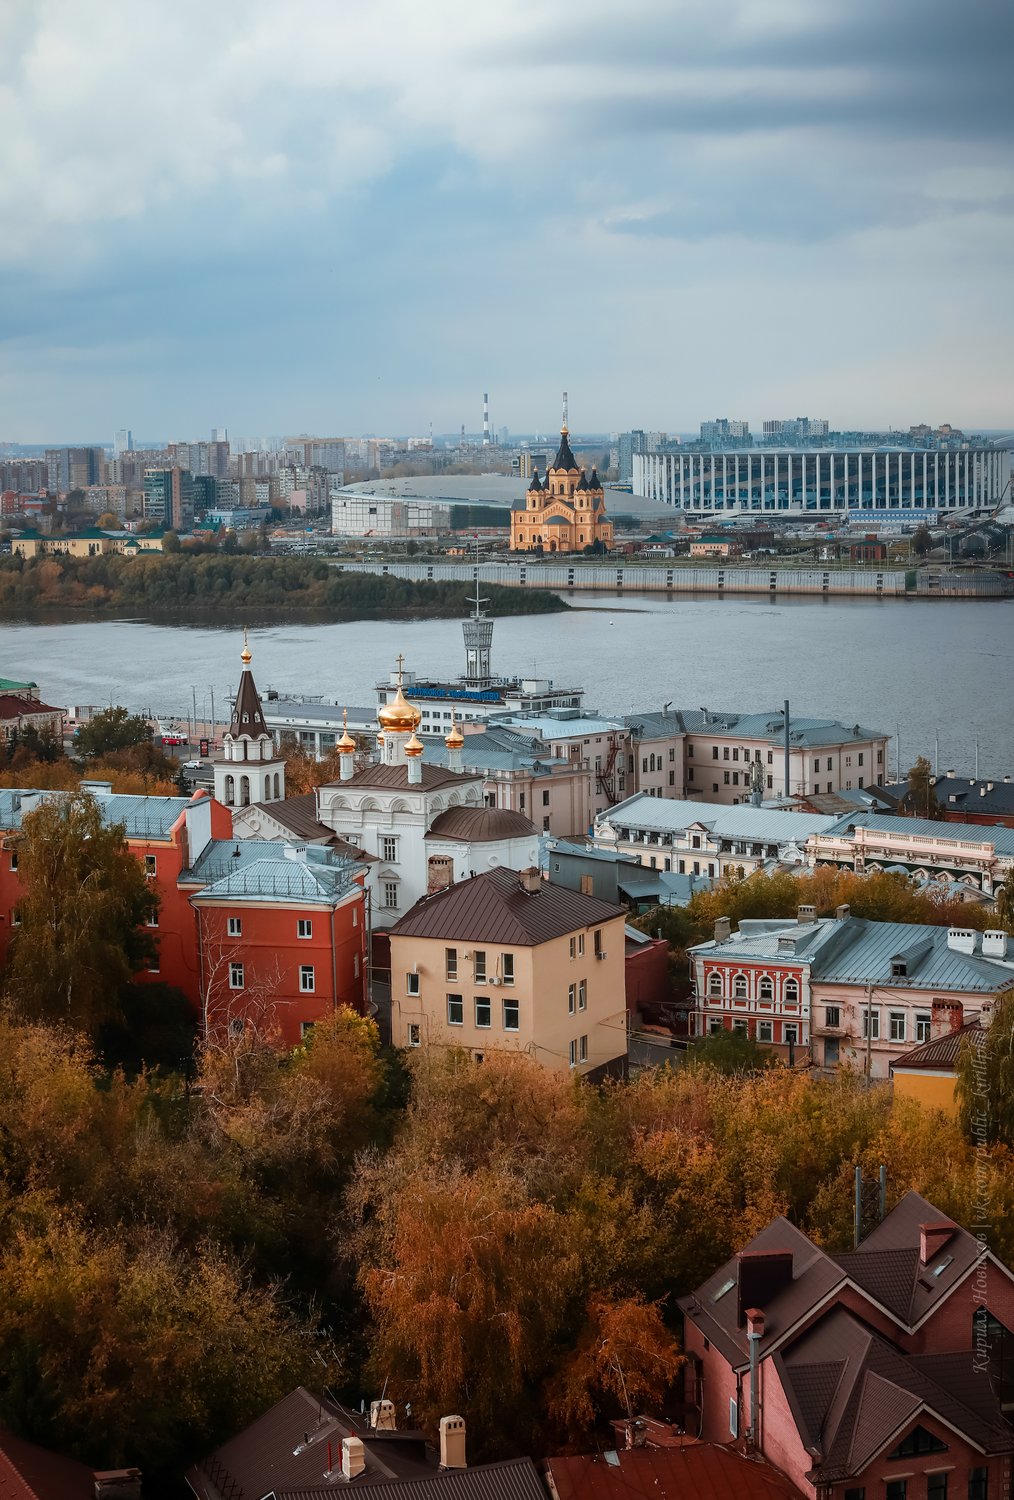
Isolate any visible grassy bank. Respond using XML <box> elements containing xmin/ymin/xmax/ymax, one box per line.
<box><xmin>0</xmin><ymin>553</ymin><xmax>568</xmax><ymax>620</ymax></box>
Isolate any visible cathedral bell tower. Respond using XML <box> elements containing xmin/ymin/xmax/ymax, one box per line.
<box><xmin>214</xmin><ymin>631</ymin><xmax>287</xmax><ymax>809</ymax></box>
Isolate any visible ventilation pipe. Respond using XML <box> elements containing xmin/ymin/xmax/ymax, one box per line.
<box><xmin>783</xmin><ymin>699</ymin><xmax>791</xmax><ymax>799</ymax></box>
<box><xmin>746</xmin><ymin>1309</ymin><xmax>764</xmax><ymax>1452</ymax></box>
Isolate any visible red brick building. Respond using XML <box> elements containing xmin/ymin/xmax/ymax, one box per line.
<box><xmin>679</xmin><ymin>1192</ymin><xmax>1014</xmax><ymax>1500</ymax></box>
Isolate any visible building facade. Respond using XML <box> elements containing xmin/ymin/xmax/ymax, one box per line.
<box><xmin>810</xmin><ymin>812</ymin><xmax>1014</xmax><ymax>899</ymax></box>
<box><xmin>633</xmin><ymin>445</ymin><xmax>1008</xmax><ymax>518</ymax></box>
<box><xmin>511</xmin><ymin>426</ymin><xmax>613</xmax><ymax>553</ymax></box>
<box><xmin>388</xmin><ymin>866</ymin><xmax>628</xmax><ymax>1075</ymax></box>
<box><xmin>594</xmin><ymin>797</ymin><xmax>838</xmax><ymax>881</ymax></box>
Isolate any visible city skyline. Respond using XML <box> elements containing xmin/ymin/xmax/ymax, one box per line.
<box><xmin>2</xmin><ymin>0</ymin><xmax>1012</xmax><ymax>440</ymax></box>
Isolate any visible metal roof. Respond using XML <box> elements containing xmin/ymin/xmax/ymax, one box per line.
<box><xmin>389</xmin><ymin>867</ymin><xmax>625</xmax><ymax>946</ymax></box>
<box><xmin>825</xmin><ymin>810</ymin><xmax>1014</xmax><ymax>855</ymax></box>
<box><xmin>0</xmin><ymin>788</ymin><xmax>191</xmax><ymax>840</ymax></box>
<box><xmin>890</xmin><ymin>1018</ymin><xmax>983</xmax><ymax>1072</ymax></box>
<box><xmin>545</xmin><ymin>1445</ymin><xmax>805</xmax><ymax>1500</ymax></box>
<box><xmin>501</xmin><ymin>713</ymin><xmax>625</xmax><ymax>737</ymax></box>
<box><xmin>600</xmin><ymin>795</ymin><xmax>838</xmax><ymax>843</ymax></box>
<box><xmin>275</xmin><ymin>1459</ymin><xmax>547</xmax><ymax>1500</ymax></box>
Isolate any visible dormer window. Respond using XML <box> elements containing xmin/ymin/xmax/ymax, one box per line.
<box><xmin>711</xmin><ymin>1277</ymin><xmax>736</xmax><ymax>1303</ymax></box>
<box><xmin>242</xmin><ymin>713</ymin><xmax>249</xmax><ymax>724</ymax></box>
<box><xmin>891</xmin><ymin>957</ymin><xmax>906</xmax><ymax>978</ymax></box>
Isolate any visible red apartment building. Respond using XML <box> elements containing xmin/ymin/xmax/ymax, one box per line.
<box><xmin>679</xmin><ymin>1192</ymin><xmax>1014</xmax><ymax>1500</ymax></box>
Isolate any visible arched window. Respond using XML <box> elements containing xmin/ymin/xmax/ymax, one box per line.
<box><xmin>759</xmin><ymin>976</ymin><xmax>774</xmax><ymax>1001</ymax></box>
<box><xmin>784</xmin><ymin>978</ymin><xmax>799</xmax><ymax>1003</ymax></box>
<box><xmin>224</xmin><ymin>774</ymin><xmax>235</xmax><ymax>807</ymax></box>
<box><xmin>734</xmin><ymin>974</ymin><xmax>748</xmax><ymax>998</ymax></box>
<box><xmin>242</xmin><ymin>713</ymin><xmax>249</xmax><ymax>724</ymax></box>
<box><xmin>240</xmin><ymin>775</ymin><xmax>251</xmax><ymax>807</ymax></box>
<box><xmin>273</xmin><ymin>773</ymin><xmax>280</xmax><ymax>799</ymax></box>
<box><xmin>708</xmin><ymin>973</ymin><xmax>723</xmax><ymax>997</ymax></box>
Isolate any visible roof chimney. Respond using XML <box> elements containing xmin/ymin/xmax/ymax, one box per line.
<box><xmin>745</xmin><ymin>1308</ymin><xmax>765</xmax><ymax>1339</ymax></box>
<box><xmin>737</xmin><ymin>1249</ymin><xmax>793</xmax><ymax>1325</ymax></box>
<box><xmin>714</xmin><ymin>916</ymin><xmax>732</xmax><ymax>942</ymax></box>
<box><xmin>93</xmin><ymin>1472</ymin><xmax>142</xmax><ymax>1500</ymax></box>
<box><xmin>370</xmin><ymin>1398</ymin><xmax>397</xmax><ymax>1431</ymax></box>
<box><xmin>439</xmin><ymin>1416</ymin><xmax>467</xmax><ymax>1470</ymax></box>
<box><xmin>624</xmin><ymin>1418</ymin><xmax>648</xmax><ymax>1450</ymax></box>
<box><xmin>946</xmin><ymin>928</ymin><xmax>976</xmax><ymax>955</ymax></box>
<box><xmin>919</xmin><ymin>1222</ymin><xmax>955</xmax><ymax>1266</ymax></box>
<box><xmin>797</xmin><ymin>905</ymin><xmax>817</xmax><ymax>925</ymax></box>
<box><xmin>519</xmin><ymin>867</ymin><xmax>541</xmax><ymax>895</ymax></box>
<box><xmin>931</xmin><ymin>998</ymin><xmax>964</xmax><ymax>1039</ymax></box>
<box><xmin>836</xmin><ymin>904</ymin><xmax>850</xmax><ymax>921</ymax></box>
<box><xmin>341</xmin><ymin>1436</ymin><xmax>366</xmax><ymax>1480</ymax></box>
<box><xmin>982</xmin><ymin>930</ymin><xmax>1008</xmax><ymax>959</ymax></box>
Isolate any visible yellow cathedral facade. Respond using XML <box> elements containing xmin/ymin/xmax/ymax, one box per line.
<box><xmin>510</xmin><ymin>425</ymin><xmax>614</xmax><ymax>553</ymax></box>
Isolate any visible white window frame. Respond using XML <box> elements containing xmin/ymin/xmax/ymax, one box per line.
<box><xmin>474</xmin><ymin>996</ymin><xmax>491</xmax><ymax>1029</ymax></box>
<box><xmin>299</xmin><ymin>964</ymin><xmax>315</xmax><ymax>993</ymax></box>
<box><xmin>474</xmin><ymin>950</ymin><xmax>486</xmax><ymax>982</ymax></box>
<box><xmin>568</xmin><ymin>983</ymin><xmax>576</xmax><ymax>1014</ymax></box>
<box><xmin>229</xmin><ymin>962</ymin><xmax>244</xmax><ymax>990</ymax></box>
<box><xmin>578</xmin><ymin>979</ymin><xmax>587</xmax><ymax>1011</ymax></box>
<box><xmin>889</xmin><ymin>1011</ymin><xmax>906</xmax><ymax>1043</ymax></box>
<box><xmin>445</xmin><ymin>947</ymin><xmax>458</xmax><ymax>980</ymax></box>
<box><xmin>383</xmin><ymin>881</ymin><xmax>399</xmax><ymax>911</ymax></box>
<box><xmin>227</xmin><ymin>915</ymin><xmax>242</xmax><ymax>938</ymax></box>
<box><xmin>406</xmin><ymin>971</ymin><xmax>420</xmax><ymax>996</ymax></box>
<box><xmin>862</xmin><ymin>1008</ymin><xmax>880</xmax><ymax>1040</ymax></box>
<box><xmin>503</xmin><ymin>998</ymin><xmax>519</xmax><ymax>1032</ymax></box>
<box><xmin>407</xmin><ymin>1022</ymin><xmax>421</xmax><ymax>1047</ymax></box>
<box><xmin>297</xmin><ymin>918</ymin><xmax>313</xmax><ymax>939</ymax></box>
<box><xmin>578</xmin><ymin>1034</ymin><xmax>588</xmax><ymax>1062</ymax></box>
<box><xmin>447</xmin><ymin>994</ymin><xmax>464</xmax><ymax>1026</ymax></box>
<box><xmin>568</xmin><ymin>1038</ymin><xmax>577</xmax><ymax>1069</ymax></box>
<box><xmin>502</xmin><ymin>952</ymin><xmax>515</xmax><ymax>985</ymax></box>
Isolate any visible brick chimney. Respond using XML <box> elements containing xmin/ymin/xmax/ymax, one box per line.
<box><xmin>519</xmin><ymin>867</ymin><xmax>542</xmax><ymax>895</ymax></box>
<box><xmin>714</xmin><ymin>917</ymin><xmax>732</xmax><ymax>942</ymax></box>
<box><xmin>931</xmin><ymin>999</ymin><xmax>963</xmax><ymax>1039</ymax></box>
<box><xmin>624</xmin><ymin>1418</ymin><xmax>647</xmax><ymax>1450</ymax></box>
<box><xmin>797</xmin><ymin>905</ymin><xmax>817</xmax><ymax>925</ymax></box>
<box><xmin>439</xmin><ymin>1416</ymin><xmax>467</xmax><ymax>1469</ymax></box>
<box><xmin>745</xmin><ymin>1308</ymin><xmax>766</xmax><ymax>1340</ymax></box>
<box><xmin>920</xmin><ymin>1222</ymin><xmax>954</xmax><ymax>1266</ymax></box>
<box><xmin>737</xmin><ymin>1249</ymin><xmax>793</xmax><ymax>1326</ymax></box>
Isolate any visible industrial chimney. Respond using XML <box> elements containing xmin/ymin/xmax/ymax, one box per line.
<box><xmin>483</xmin><ymin>392</ymin><xmax>490</xmax><ymax>446</ymax></box>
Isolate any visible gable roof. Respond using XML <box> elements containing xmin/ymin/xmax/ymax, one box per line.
<box><xmin>389</xmin><ymin>868</ymin><xmax>625</xmax><ymax>946</ymax></box>
<box><xmin>245</xmin><ymin>792</ymin><xmax>375</xmax><ymax>859</ymax></box>
<box><xmin>333</xmin><ymin>763</ymin><xmax>482</xmax><ymax>793</ymax></box>
<box><xmin>0</xmin><ymin>1425</ymin><xmax>96</xmax><ymax>1500</ymax></box>
<box><xmin>544</xmin><ymin>1443</ymin><xmax>805</xmax><ymax>1500</ymax></box>
<box><xmin>891</xmin><ymin>1018</ymin><xmax>983</xmax><ymax>1073</ymax></box>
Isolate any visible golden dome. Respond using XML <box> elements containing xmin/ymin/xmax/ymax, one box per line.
<box><xmin>240</xmin><ymin>627</ymin><xmax>252</xmax><ymax>665</ymax></box>
<box><xmin>404</xmin><ymin>732</ymin><xmax>424</xmax><ymax>758</ymax></box>
<box><xmin>377</xmin><ymin>684</ymin><xmax>422</xmax><ymax>733</ymax></box>
<box><xmin>338</xmin><ymin>707</ymin><xmax>356</xmax><ymax>754</ymax></box>
<box><xmin>445</xmin><ymin>719</ymin><xmax>464</xmax><ymax>749</ymax></box>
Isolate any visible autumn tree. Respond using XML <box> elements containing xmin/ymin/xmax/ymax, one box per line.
<box><xmin>4</xmin><ymin>793</ymin><xmax>158</xmax><ymax>1034</ymax></box>
<box><xmin>76</xmin><ymin>705</ymin><xmax>153</xmax><ymax>759</ymax></box>
<box><xmin>903</xmin><ymin>755</ymin><xmax>941</xmax><ymax>819</ymax></box>
<box><xmin>956</xmin><ymin>995</ymin><xmax>1014</xmax><ymax>1148</ymax></box>
<box><xmin>545</xmin><ymin>1293</ymin><xmax>681</xmax><ymax>1445</ymax></box>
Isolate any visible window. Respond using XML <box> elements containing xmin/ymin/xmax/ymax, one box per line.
<box><xmin>382</xmin><ymin>836</ymin><xmax>398</xmax><ymax>862</ymax></box>
<box><xmin>228</xmin><ymin>915</ymin><xmax>242</xmax><ymax>938</ymax></box>
<box><xmin>568</xmin><ymin>983</ymin><xmax>576</xmax><ymax>1014</ymax></box>
<box><xmin>709</xmin><ymin>1018</ymin><xmax>723</xmax><ymax>1034</ymax></box>
<box><xmin>733</xmin><ymin>1019</ymin><xmax>748</xmax><ymax>1036</ymax></box>
<box><xmin>916</xmin><ymin>1012</ymin><xmax>932</xmax><ymax>1043</ymax></box>
<box><xmin>446</xmin><ymin>947</ymin><xmax>458</xmax><ymax>980</ymax></box>
<box><xmin>784</xmin><ymin>978</ymin><xmax>799</xmax><ymax>1003</ymax></box>
<box><xmin>858</xmin><ymin>752</ymin><xmax>865</xmax><ymax>766</ymax></box>
<box><xmin>889</xmin><ymin>1427</ymin><xmax>948</xmax><ymax>1459</ymax></box>
<box><xmin>844</xmin><ymin>1490</ymin><xmax>865</xmax><ymax>1500</ymax></box>
<box><xmin>713</xmin><ymin>784</ymin><xmax>719</xmax><ymax>794</ymax></box>
<box><xmin>447</xmin><ymin>994</ymin><xmax>464</xmax><ymax>1025</ymax></box>
<box><xmin>723</xmin><ymin>747</ymin><xmax>730</xmax><ymax>761</ymax></box>
<box><xmin>784</xmin><ymin>1023</ymin><xmax>798</xmax><ymax>1045</ymax></box>
<box><xmin>569</xmin><ymin>936</ymin><xmax>576</xmax><ymax>959</ymax></box>
<box><xmin>813</xmin><ymin>758</ymin><xmax>820</xmax><ymax>774</ymax></box>
<box><xmin>594</xmin><ymin>929</ymin><xmax>603</xmax><ymax>957</ymax></box>
<box><xmin>144</xmin><ymin>854</ymin><xmax>157</xmax><ymax>875</ymax></box>
<box><xmin>862</xmin><ymin>1008</ymin><xmax>880</xmax><ymax>1040</ymax></box>
<box><xmin>578</xmin><ymin>979</ymin><xmax>587</xmax><ymax>1011</ymax></box>
<box><xmin>969</xmin><ymin>1469</ymin><xmax>988</xmax><ymax>1500</ymax></box>
<box><xmin>147</xmin><ymin>952</ymin><xmax>160</xmax><ymax>973</ymax></box>
<box><xmin>146</xmin><ymin>911</ymin><xmax>159</xmax><ymax>928</ymax></box>
<box><xmin>732</xmin><ymin>772</ymin><xmax>739</xmax><ymax>786</ymax></box>
<box><xmin>577</xmin><ymin>934</ymin><xmax>585</xmax><ymax>957</ymax></box>
<box><xmin>708</xmin><ymin>973</ymin><xmax>723</xmax><ymax>997</ymax></box>
<box><xmin>503</xmin><ymin>998</ymin><xmax>519</xmax><ymax>1030</ymax></box>
<box><xmin>758</xmin><ymin>1020</ymin><xmax>773</xmax><ymax>1042</ymax></box>
<box><xmin>826</xmin><ymin>758</ymin><xmax>832</xmax><ymax>771</ymax></box>
<box><xmin>407</xmin><ymin>1022</ymin><xmax>421</xmax><ymax>1047</ymax></box>
<box><xmin>542</xmin><ymin>789</ymin><xmax>550</xmax><ymax>806</ymax></box>
<box><xmin>502</xmin><ymin>953</ymin><xmax>515</xmax><ymax>985</ymax></box>
<box><xmin>9</xmin><ymin>850</ymin><xmax>16</xmax><ymax>871</ymax></box>
<box><xmin>298</xmin><ymin>918</ymin><xmax>312</xmax><ymax>939</ymax></box>
<box><xmin>759</xmin><ymin>977</ymin><xmax>773</xmax><ymax>1001</ymax></box>
<box><xmin>301</xmin><ymin>1020</ymin><xmax>316</xmax><ymax>1041</ymax></box>
<box><xmin>825</xmin><ymin>1006</ymin><xmax>840</xmax><ymax>1028</ymax></box>
<box><xmin>729</xmin><ymin>1398</ymin><xmax>738</xmax><ymax>1438</ymax></box>
<box><xmin>767</xmin><ymin>751</ymin><xmax>773</xmax><ymax>764</ymax></box>
<box><xmin>578</xmin><ymin>1034</ymin><xmax>588</xmax><ymax>1062</ymax></box>
<box><xmin>712</xmin><ymin>746</ymin><xmax>719</xmax><ymax>760</ymax></box>
<box><xmin>889</xmin><ymin>1011</ymin><xmax>906</xmax><ymax>1042</ymax></box>
<box><xmin>229</xmin><ymin>962</ymin><xmax>244</xmax><ymax>989</ymax></box>
<box><xmin>11</xmin><ymin>908</ymin><xmax>20</xmax><ymax>926</ymax></box>
<box><xmin>474</xmin><ymin>950</ymin><xmax>487</xmax><ymax>982</ymax></box>
<box><xmin>724</xmin><ymin>770</ymin><xmax>730</xmax><ymax>785</ymax></box>
<box><xmin>474</xmin><ymin>996</ymin><xmax>491</xmax><ymax>1028</ymax></box>
<box><xmin>928</xmin><ymin>1477</ymin><xmax>948</xmax><ymax>1500</ymax></box>
<box><xmin>383</xmin><ymin>881</ymin><xmax>398</xmax><ymax>910</ymax></box>
<box><xmin>406</xmin><ymin>971</ymin><xmax>420</xmax><ymax>996</ymax></box>
<box><xmin>733</xmin><ymin>974</ymin><xmax>748</xmax><ymax>998</ymax></box>
<box><xmin>299</xmin><ymin>964</ymin><xmax>315</xmax><ymax>992</ymax></box>
<box><xmin>228</xmin><ymin>1017</ymin><xmax>245</xmax><ymax>1038</ymax></box>
<box><xmin>569</xmin><ymin>1039</ymin><xmax>577</xmax><ymax>1069</ymax></box>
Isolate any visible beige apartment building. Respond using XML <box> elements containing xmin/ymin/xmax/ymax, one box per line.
<box><xmin>388</xmin><ymin>867</ymin><xmax>628</xmax><ymax>1075</ymax></box>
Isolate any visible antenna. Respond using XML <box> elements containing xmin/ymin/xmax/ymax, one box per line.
<box><xmin>562</xmin><ymin>390</ymin><xmax>569</xmax><ymax>432</ymax></box>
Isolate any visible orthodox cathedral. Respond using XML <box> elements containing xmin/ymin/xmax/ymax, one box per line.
<box><xmin>510</xmin><ymin>423</ymin><xmax>614</xmax><ymax>553</ymax></box>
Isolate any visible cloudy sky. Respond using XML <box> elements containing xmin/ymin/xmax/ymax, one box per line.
<box><xmin>2</xmin><ymin>0</ymin><xmax>1012</xmax><ymax>442</ymax></box>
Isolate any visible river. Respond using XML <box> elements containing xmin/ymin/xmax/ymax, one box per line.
<box><xmin>1</xmin><ymin>593</ymin><xmax>1010</xmax><ymax>778</ymax></box>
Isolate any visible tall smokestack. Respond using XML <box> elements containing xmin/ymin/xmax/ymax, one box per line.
<box><xmin>483</xmin><ymin>392</ymin><xmax>490</xmax><ymax>446</ymax></box>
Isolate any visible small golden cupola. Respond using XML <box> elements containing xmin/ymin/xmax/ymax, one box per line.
<box><xmin>445</xmin><ymin>717</ymin><xmax>464</xmax><ymax>749</ymax></box>
<box><xmin>404</xmin><ymin>732</ymin><xmax>424</xmax><ymax>758</ymax></box>
<box><xmin>377</xmin><ymin>653</ymin><xmax>422</xmax><ymax>734</ymax></box>
<box><xmin>337</xmin><ymin>708</ymin><xmax>357</xmax><ymax>753</ymax></box>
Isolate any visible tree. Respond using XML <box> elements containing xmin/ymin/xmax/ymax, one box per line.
<box><xmin>76</xmin><ymin>705</ymin><xmax>153</xmax><ymax>759</ymax></box>
<box><xmin>4</xmin><ymin>793</ymin><xmax>159</xmax><ymax>1034</ymax></box>
<box><xmin>995</xmin><ymin>870</ymin><xmax>1014</xmax><ymax>934</ymax></box>
<box><xmin>902</xmin><ymin>755</ymin><xmax>941</xmax><ymax>818</ymax></box>
<box><xmin>162</xmin><ymin>529</ymin><xmax>182</xmax><ymax>553</ymax></box>
<box><xmin>956</xmin><ymin>995</ymin><xmax>1014</xmax><ymax>1147</ymax></box>
<box><xmin>544</xmin><ymin>1293</ymin><xmax>681</xmax><ymax>1444</ymax></box>
<box><xmin>911</xmin><ymin>524</ymin><xmax>933</xmax><ymax>555</ymax></box>
<box><xmin>96</xmin><ymin>511</ymin><xmax>120</xmax><ymax>530</ymax></box>
<box><xmin>688</xmin><ymin>1029</ymin><xmax>775</xmax><ymax>1074</ymax></box>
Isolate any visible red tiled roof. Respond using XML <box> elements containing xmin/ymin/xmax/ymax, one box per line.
<box><xmin>0</xmin><ymin>695</ymin><xmax>63</xmax><ymax>722</ymax></box>
<box><xmin>890</xmin><ymin>1019</ymin><xmax>982</xmax><ymax>1072</ymax></box>
<box><xmin>545</xmin><ymin>1444</ymin><xmax>805</xmax><ymax>1500</ymax></box>
<box><xmin>0</xmin><ymin>1426</ymin><xmax>95</xmax><ymax>1500</ymax></box>
<box><xmin>389</xmin><ymin>868</ymin><xmax>625</xmax><ymax>947</ymax></box>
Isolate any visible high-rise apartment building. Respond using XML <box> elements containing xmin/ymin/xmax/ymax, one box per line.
<box><xmin>113</xmin><ymin>429</ymin><xmax>133</xmax><ymax>457</ymax></box>
<box><xmin>45</xmin><ymin>447</ymin><xmax>105</xmax><ymax>493</ymax></box>
<box><xmin>700</xmin><ymin>418</ymin><xmax>750</xmax><ymax>443</ymax></box>
<box><xmin>763</xmin><ymin>417</ymin><xmax>829</xmax><ymax>441</ymax></box>
<box><xmin>143</xmin><ymin>467</ymin><xmax>195</xmax><ymax>530</ymax></box>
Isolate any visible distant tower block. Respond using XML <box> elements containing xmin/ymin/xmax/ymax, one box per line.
<box><xmin>462</xmin><ymin>568</ymin><xmax>493</xmax><ymax>687</ymax></box>
<box><xmin>483</xmin><ymin>392</ymin><xmax>490</xmax><ymax>446</ymax></box>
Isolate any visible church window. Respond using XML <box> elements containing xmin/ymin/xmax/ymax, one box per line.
<box><xmin>240</xmin><ymin>775</ymin><xmax>251</xmax><ymax>806</ymax></box>
<box><xmin>242</xmin><ymin>713</ymin><xmax>249</xmax><ymax>724</ymax></box>
<box><xmin>224</xmin><ymin>774</ymin><xmax>235</xmax><ymax>806</ymax></box>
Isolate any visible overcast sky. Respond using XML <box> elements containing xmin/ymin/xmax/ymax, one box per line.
<box><xmin>2</xmin><ymin>0</ymin><xmax>1012</xmax><ymax>442</ymax></box>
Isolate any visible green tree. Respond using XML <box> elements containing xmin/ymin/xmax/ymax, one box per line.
<box><xmin>162</xmin><ymin>529</ymin><xmax>182</xmax><ymax>553</ymax></box>
<box><xmin>4</xmin><ymin>793</ymin><xmax>158</xmax><ymax>1033</ymax></box>
<box><xmin>994</xmin><ymin>870</ymin><xmax>1014</xmax><ymax>934</ymax></box>
<box><xmin>911</xmin><ymin>524</ymin><xmax>933</xmax><ymax>555</ymax></box>
<box><xmin>688</xmin><ymin>1028</ymin><xmax>775</xmax><ymax>1074</ymax></box>
<box><xmin>76</xmin><ymin>705</ymin><xmax>153</xmax><ymax>759</ymax></box>
<box><xmin>956</xmin><ymin>995</ymin><xmax>1014</xmax><ymax>1147</ymax></box>
<box><xmin>903</xmin><ymin>755</ymin><xmax>941</xmax><ymax>818</ymax></box>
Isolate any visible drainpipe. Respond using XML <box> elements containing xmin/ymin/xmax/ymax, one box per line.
<box><xmin>783</xmin><ymin>699</ymin><xmax>791</xmax><ymax>799</ymax></box>
<box><xmin>746</xmin><ymin>1308</ymin><xmax>764</xmax><ymax>1452</ymax></box>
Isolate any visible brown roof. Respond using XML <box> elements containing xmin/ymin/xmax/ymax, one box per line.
<box><xmin>229</xmin><ymin>666</ymin><xmax>269</xmax><ymax>740</ymax></box>
<box><xmin>330</xmin><ymin>764</ymin><xmax>478</xmax><ymax>792</ymax></box>
<box><xmin>890</xmin><ymin>1018</ymin><xmax>982</xmax><ymax>1072</ymax></box>
<box><xmin>389</xmin><ymin>868</ymin><xmax>625</xmax><ymax>947</ymax></box>
<box><xmin>0</xmin><ymin>694</ymin><xmax>63</xmax><ymax>721</ymax></box>
<box><xmin>249</xmin><ymin>793</ymin><xmax>378</xmax><ymax>860</ymax></box>
<box><xmin>427</xmin><ymin>807</ymin><xmax>537</xmax><ymax>843</ymax></box>
<box><xmin>0</xmin><ymin>1426</ymin><xmax>95</xmax><ymax>1500</ymax></box>
<box><xmin>186</xmin><ymin>1386</ymin><xmax>546</xmax><ymax>1500</ymax></box>
<box><xmin>545</xmin><ymin>1445</ymin><xmax>804</xmax><ymax>1500</ymax></box>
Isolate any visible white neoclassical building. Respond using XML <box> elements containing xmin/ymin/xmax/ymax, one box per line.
<box><xmin>314</xmin><ymin>663</ymin><xmax>540</xmax><ymax>927</ymax></box>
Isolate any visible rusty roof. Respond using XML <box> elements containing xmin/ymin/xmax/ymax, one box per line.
<box><xmin>332</xmin><ymin>764</ymin><xmax>479</xmax><ymax>792</ymax></box>
<box><xmin>0</xmin><ymin>1426</ymin><xmax>95</xmax><ymax>1500</ymax></box>
<box><xmin>274</xmin><ymin>1457</ymin><xmax>546</xmax><ymax>1500</ymax></box>
<box><xmin>890</xmin><ymin>1019</ymin><xmax>983</xmax><ymax>1072</ymax></box>
<box><xmin>427</xmin><ymin>807</ymin><xmax>537</xmax><ymax>843</ymax></box>
<box><xmin>389</xmin><ymin>868</ymin><xmax>625</xmax><ymax>947</ymax></box>
<box><xmin>545</xmin><ymin>1444</ymin><xmax>805</xmax><ymax>1500</ymax></box>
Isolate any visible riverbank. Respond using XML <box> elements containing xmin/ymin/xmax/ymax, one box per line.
<box><xmin>0</xmin><ymin>554</ymin><xmax>569</xmax><ymax>621</ymax></box>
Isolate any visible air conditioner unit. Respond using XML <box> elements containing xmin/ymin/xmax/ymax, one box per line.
<box><xmin>489</xmin><ymin>976</ymin><xmax>502</xmax><ymax>986</ymax></box>
<box><xmin>595</xmin><ymin>951</ymin><xmax>608</xmax><ymax>960</ymax></box>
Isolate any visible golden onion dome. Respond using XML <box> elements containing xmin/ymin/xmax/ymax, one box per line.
<box><xmin>337</xmin><ymin>708</ymin><xmax>356</xmax><ymax>754</ymax></box>
<box><xmin>404</xmin><ymin>732</ymin><xmax>424</xmax><ymax>758</ymax></box>
<box><xmin>240</xmin><ymin>627</ymin><xmax>252</xmax><ymax>665</ymax></box>
<box><xmin>377</xmin><ymin>683</ymin><xmax>422</xmax><ymax>733</ymax></box>
<box><xmin>445</xmin><ymin>719</ymin><xmax>464</xmax><ymax>749</ymax></box>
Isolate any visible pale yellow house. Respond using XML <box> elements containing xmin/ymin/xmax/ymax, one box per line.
<box><xmin>12</xmin><ymin>529</ymin><xmax>166</xmax><ymax>559</ymax></box>
<box><xmin>890</xmin><ymin>1017</ymin><xmax>983</xmax><ymax>1117</ymax></box>
<box><xmin>388</xmin><ymin>866</ymin><xmax>628</xmax><ymax>1075</ymax></box>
